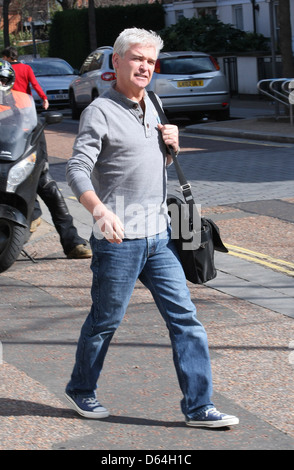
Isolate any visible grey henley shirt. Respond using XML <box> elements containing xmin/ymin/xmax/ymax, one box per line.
<box><xmin>66</xmin><ymin>84</ymin><xmax>169</xmax><ymax>239</ymax></box>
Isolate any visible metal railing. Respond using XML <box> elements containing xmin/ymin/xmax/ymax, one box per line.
<box><xmin>257</xmin><ymin>78</ymin><xmax>294</xmax><ymax>125</ymax></box>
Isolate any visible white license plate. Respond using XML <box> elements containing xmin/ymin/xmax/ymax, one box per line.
<box><xmin>48</xmin><ymin>93</ymin><xmax>68</xmax><ymax>100</ymax></box>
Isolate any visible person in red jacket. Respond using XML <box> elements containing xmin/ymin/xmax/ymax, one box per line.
<box><xmin>2</xmin><ymin>46</ymin><xmax>49</xmax><ymax>110</ymax></box>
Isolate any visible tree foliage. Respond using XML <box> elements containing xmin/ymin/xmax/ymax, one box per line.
<box><xmin>56</xmin><ymin>0</ymin><xmax>77</xmax><ymax>9</ymax></box>
<box><xmin>160</xmin><ymin>16</ymin><xmax>270</xmax><ymax>54</ymax></box>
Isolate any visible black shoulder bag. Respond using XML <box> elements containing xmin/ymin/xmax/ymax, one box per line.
<box><xmin>148</xmin><ymin>91</ymin><xmax>228</xmax><ymax>284</ymax></box>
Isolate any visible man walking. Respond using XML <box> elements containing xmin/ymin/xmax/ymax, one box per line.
<box><xmin>65</xmin><ymin>28</ymin><xmax>239</xmax><ymax>428</ymax></box>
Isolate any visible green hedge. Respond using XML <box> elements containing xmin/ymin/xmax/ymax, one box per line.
<box><xmin>49</xmin><ymin>3</ymin><xmax>165</xmax><ymax>69</ymax></box>
<box><xmin>49</xmin><ymin>9</ymin><xmax>89</xmax><ymax>68</ymax></box>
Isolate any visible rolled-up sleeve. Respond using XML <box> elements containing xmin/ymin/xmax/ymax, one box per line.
<box><xmin>66</xmin><ymin>104</ymin><xmax>105</xmax><ymax>201</ymax></box>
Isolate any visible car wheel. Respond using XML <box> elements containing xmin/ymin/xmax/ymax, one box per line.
<box><xmin>188</xmin><ymin>111</ymin><xmax>206</xmax><ymax>122</ymax></box>
<box><xmin>91</xmin><ymin>89</ymin><xmax>99</xmax><ymax>102</ymax></box>
<box><xmin>213</xmin><ymin>108</ymin><xmax>230</xmax><ymax>121</ymax></box>
<box><xmin>69</xmin><ymin>90</ymin><xmax>81</xmax><ymax>120</ymax></box>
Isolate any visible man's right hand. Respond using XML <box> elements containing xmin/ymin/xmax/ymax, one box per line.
<box><xmin>80</xmin><ymin>190</ymin><xmax>124</xmax><ymax>244</ymax></box>
<box><xmin>94</xmin><ymin>205</ymin><xmax>125</xmax><ymax>244</ymax></box>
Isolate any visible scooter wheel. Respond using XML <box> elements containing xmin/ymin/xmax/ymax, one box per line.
<box><xmin>0</xmin><ymin>219</ymin><xmax>27</xmax><ymax>273</ymax></box>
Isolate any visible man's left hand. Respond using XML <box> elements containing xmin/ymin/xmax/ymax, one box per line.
<box><xmin>158</xmin><ymin>123</ymin><xmax>179</xmax><ymax>154</ymax></box>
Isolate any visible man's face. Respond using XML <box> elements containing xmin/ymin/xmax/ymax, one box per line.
<box><xmin>113</xmin><ymin>44</ymin><xmax>157</xmax><ymax>98</ymax></box>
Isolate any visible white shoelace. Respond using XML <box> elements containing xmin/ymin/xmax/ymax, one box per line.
<box><xmin>82</xmin><ymin>397</ymin><xmax>102</xmax><ymax>409</ymax></box>
<box><xmin>205</xmin><ymin>407</ymin><xmax>222</xmax><ymax>417</ymax></box>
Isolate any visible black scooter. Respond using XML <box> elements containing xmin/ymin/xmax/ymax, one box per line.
<box><xmin>0</xmin><ymin>91</ymin><xmax>62</xmax><ymax>273</ymax></box>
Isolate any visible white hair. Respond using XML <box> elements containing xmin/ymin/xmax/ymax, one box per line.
<box><xmin>113</xmin><ymin>28</ymin><xmax>163</xmax><ymax>58</ymax></box>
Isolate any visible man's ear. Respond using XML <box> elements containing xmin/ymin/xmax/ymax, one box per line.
<box><xmin>112</xmin><ymin>53</ymin><xmax>119</xmax><ymax>71</ymax></box>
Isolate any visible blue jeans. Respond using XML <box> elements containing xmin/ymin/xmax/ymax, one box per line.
<box><xmin>66</xmin><ymin>228</ymin><xmax>214</xmax><ymax>418</ymax></box>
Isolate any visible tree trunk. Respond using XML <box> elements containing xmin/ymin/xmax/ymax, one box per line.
<box><xmin>3</xmin><ymin>0</ymin><xmax>11</xmax><ymax>47</ymax></box>
<box><xmin>88</xmin><ymin>0</ymin><xmax>97</xmax><ymax>51</ymax></box>
<box><xmin>277</xmin><ymin>0</ymin><xmax>294</xmax><ymax>77</ymax></box>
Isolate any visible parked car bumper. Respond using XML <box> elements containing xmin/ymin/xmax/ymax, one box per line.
<box><xmin>159</xmin><ymin>92</ymin><xmax>230</xmax><ymax>113</ymax></box>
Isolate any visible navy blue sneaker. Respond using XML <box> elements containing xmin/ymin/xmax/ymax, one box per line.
<box><xmin>65</xmin><ymin>392</ymin><xmax>110</xmax><ymax>419</ymax></box>
<box><xmin>186</xmin><ymin>407</ymin><xmax>239</xmax><ymax>428</ymax></box>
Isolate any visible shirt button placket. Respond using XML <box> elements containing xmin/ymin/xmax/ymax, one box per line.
<box><xmin>145</xmin><ymin>121</ymin><xmax>151</xmax><ymax>138</ymax></box>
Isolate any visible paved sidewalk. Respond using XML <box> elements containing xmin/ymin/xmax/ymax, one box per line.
<box><xmin>186</xmin><ymin>96</ymin><xmax>294</xmax><ymax>143</ymax></box>
<box><xmin>0</xmin><ymin>98</ymin><xmax>294</xmax><ymax>451</ymax></box>
<box><xmin>186</xmin><ymin>115</ymin><xmax>294</xmax><ymax>143</ymax></box>
<box><xmin>1</xmin><ymin>225</ymin><xmax>293</xmax><ymax>451</ymax></box>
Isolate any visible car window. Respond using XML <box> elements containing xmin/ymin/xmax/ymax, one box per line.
<box><xmin>28</xmin><ymin>62</ymin><xmax>74</xmax><ymax>77</ymax></box>
<box><xmin>158</xmin><ymin>57</ymin><xmax>216</xmax><ymax>75</ymax></box>
<box><xmin>28</xmin><ymin>61</ymin><xmax>74</xmax><ymax>76</ymax></box>
<box><xmin>108</xmin><ymin>54</ymin><xmax>114</xmax><ymax>70</ymax></box>
<box><xmin>80</xmin><ymin>54</ymin><xmax>94</xmax><ymax>74</ymax></box>
<box><xmin>89</xmin><ymin>53</ymin><xmax>104</xmax><ymax>71</ymax></box>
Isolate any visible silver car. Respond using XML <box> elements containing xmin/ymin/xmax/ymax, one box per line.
<box><xmin>69</xmin><ymin>46</ymin><xmax>115</xmax><ymax>119</ymax></box>
<box><xmin>147</xmin><ymin>51</ymin><xmax>230</xmax><ymax>120</ymax></box>
<box><xmin>23</xmin><ymin>57</ymin><xmax>78</xmax><ymax>109</ymax></box>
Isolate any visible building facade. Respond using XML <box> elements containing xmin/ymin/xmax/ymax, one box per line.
<box><xmin>163</xmin><ymin>1</ymin><xmax>293</xmax><ymax>51</ymax></box>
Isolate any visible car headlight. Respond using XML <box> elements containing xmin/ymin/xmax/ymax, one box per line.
<box><xmin>7</xmin><ymin>153</ymin><xmax>37</xmax><ymax>193</ymax></box>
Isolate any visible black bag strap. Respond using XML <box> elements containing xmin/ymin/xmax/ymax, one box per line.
<box><xmin>148</xmin><ymin>91</ymin><xmax>194</xmax><ymax>202</ymax></box>
<box><xmin>148</xmin><ymin>92</ymin><xmax>228</xmax><ymax>252</ymax></box>
<box><xmin>148</xmin><ymin>90</ymin><xmax>196</xmax><ymax>230</ymax></box>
